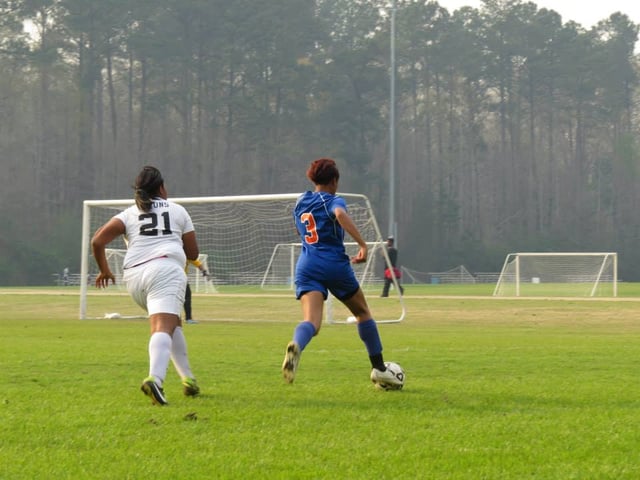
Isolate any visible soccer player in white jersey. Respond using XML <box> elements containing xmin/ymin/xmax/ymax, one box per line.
<box><xmin>91</xmin><ymin>166</ymin><xmax>201</xmax><ymax>405</ymax></box>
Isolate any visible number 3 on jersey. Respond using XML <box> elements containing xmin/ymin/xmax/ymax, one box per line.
<box><xmin>300</xmin><ymin>213</ymin><xmax>318</xmax><ymax>244</ymax></box>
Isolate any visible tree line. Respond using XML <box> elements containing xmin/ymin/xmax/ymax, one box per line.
<box><xmin>1</xmin><ymin>0</ymin><xmax>639</xmax><ymax>285</ymax></box>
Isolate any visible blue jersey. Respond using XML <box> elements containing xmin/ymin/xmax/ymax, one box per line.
<box><xmin>293</xmin><ymin>191</ymin><xmax>359</xmax><ymax>300</ymax></box>
<box><xmin>294</xmin><ymin>191</ymin><xmax>349</xmax><ymax>260</ymax></box>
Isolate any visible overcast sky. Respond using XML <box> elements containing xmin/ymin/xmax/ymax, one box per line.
<box><xmin>438</xmin><ymin>0</ymin><xmax>639</xmax><ymax>29</ymax></box>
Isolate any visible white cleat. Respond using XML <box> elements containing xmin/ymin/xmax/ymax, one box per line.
<box><xmin>370</xmin><ymin>367</ymin><xmax>403</xmax><ymax>390</ymax></box>
<box><xmin>282</xmin><ymin>341</ymin><xmax>301</xmax><ymax>384</ymax></box>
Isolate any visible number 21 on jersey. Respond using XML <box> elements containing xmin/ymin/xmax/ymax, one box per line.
<box><xmin>300</xmin><ymin>213</ymin><xmax>318</xmax><ymax>244</ymax></box>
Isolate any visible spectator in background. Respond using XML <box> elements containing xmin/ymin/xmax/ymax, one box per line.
<box><xmin>63</xmin><ymin>267</ymin><xmax>70</xmax><ymax>286</ymax></box>
<box><xmin>380</xmin><ymin>236</ymin><xmax>404</xmax><ymax>297</ymax></box>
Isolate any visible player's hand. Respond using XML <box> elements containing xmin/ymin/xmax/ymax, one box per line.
<box><xmin>201</xmin><ymin>270</ymin><xmax>209</xmax><ymax>277</ymax></box>
<box><xmin>351</xmin><ymin>246</ymin><xmax>367</xmax><ymax>264</ymax></box>
<box><xmin>95</xmin><ymin>271</ymin><xmax>115</xmax><ymax>289</ymax></box>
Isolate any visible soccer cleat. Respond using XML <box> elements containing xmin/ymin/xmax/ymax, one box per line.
<box><xmin>141</xmin><ymin>377</ymin><xmax>168</xmax><ymax>405</ymax></box>
<box><xmin>185</xmin><ymin>319</ymin><xmax>199</xmax><ymax>324</ymax></box>
<box><xmin>182</xmin><ymin>377</ymin><xmax>200</xmax><ymax>397</ymax></box>
<box><xmin>282</xmin><ymin>341</ymin><xmax>301</xmax><ymax>384</ymax></box>
<box><xmin>370</xmin><ymin>367</ymin><xmax>403</xmax><ymax>390</ymax></box>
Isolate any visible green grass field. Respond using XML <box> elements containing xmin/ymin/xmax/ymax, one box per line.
<box><xmin>2</xmin><ymin>287</ymin><xmax>640</xmax><ymax>479</ymax></box>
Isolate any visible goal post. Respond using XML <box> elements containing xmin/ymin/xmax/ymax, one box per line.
<box><xmin>493</xmin><ymin>252</ymin><xmax>618</xmax><ymax>297</ymax></box>
<box><xmin>80</xmin><ymin>193</ymin><xmax>405</xmax><ymax>323</ymax></box>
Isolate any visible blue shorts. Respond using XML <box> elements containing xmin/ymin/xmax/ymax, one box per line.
<box><xmin>295</xmin><ymin>255</ymin><xmax>360</xmax><ymax>301</ymax></box>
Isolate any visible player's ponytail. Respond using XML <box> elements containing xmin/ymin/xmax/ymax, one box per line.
<box><xmin>133</xmin><ymin>166</ymin><xmax>164</xmax><ymax>212</ymax></box>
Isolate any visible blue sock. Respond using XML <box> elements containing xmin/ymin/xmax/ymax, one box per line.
<box><xmin>293</xmin><ymin>321</ymin><xmax>316</xmax><ymax>351</ymax></box>
<box><xmin>357</xmin><ymin>319</ymin><xmax>383</xmax><ymax>357</ymax></box>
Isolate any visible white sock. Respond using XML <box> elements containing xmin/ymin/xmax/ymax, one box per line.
<box><xmin>148</xmin><ymin>332</ymin><xmax>172</xmax><ymax>387</ymax></box>
<box><xmin>171</xmin><ymin>327</ymin><xmax>194</xmax><ymax>380</ymax></box>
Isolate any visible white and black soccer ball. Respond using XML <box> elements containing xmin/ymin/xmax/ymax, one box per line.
<box><xmin>377</xmin><ymin>361</ymin><xmax>405</xmax><ymax>390</ymax></box>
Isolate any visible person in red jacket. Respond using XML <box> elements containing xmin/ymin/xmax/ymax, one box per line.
<box><xmin>381</xmin><ymin>236</ymin><xmax>404</xmax><ymax>297</ymax></box>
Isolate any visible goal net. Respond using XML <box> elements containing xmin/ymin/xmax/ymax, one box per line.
<box><xmin>80</xmin><ymin>193</ymin><xmax>405</xmax><ymax>322</ymax></box>
<box><xmin>493</xmin><ymin>252</ymin><xmax>618</xmax><ymax>297</ymax></box>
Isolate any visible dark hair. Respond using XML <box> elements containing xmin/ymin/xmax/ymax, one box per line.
<box><xmin>306</xmin><ymin>158</ymin><xmax>340</xmax><ymax>185</ymax></box>
<box><xmin>133</xmin><ymin>166</ymin><xmax>164</xmax><ymax>212</ymax></box>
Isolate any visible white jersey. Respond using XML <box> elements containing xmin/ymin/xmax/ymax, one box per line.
<box><xmin>115</xmin><ymin>198</ymin><xmax>194</xmax><ymax>269</ymax></box>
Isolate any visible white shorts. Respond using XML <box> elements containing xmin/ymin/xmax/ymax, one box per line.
<box><xmin>123</xmin><ymin>257</ymin><xmax>187</xmax><ymax>316</ymax></box>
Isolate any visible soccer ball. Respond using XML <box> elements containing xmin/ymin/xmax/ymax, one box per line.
<box><xmin>376</xmin><ymin>361</ymin><xmax>405</xmax><ymax>390</ymax></box>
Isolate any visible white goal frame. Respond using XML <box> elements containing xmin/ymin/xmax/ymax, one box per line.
<box><xmin>80</xmin><ymin>193</ymin><xmax>405</xmax><ymax>323</ymax></box>
<box><xmin>493</xmin><ymin>252</ymin><xmax>618</xmax><ymax>297</ymax></box>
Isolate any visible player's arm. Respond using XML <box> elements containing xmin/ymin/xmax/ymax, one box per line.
<box><xmin>334</xmin><ymin>207</ymin><xmax>367</xmax><ymax>264</ymax></box>
<box><xmin>182</xmin><ymin>231</ymin><xmax>199</xmax><ymax>262</ymax></box>
<box><xmin>91</xmin><ymin>217</ymin><xmax>125</xmax><ymax>288</ymax></box>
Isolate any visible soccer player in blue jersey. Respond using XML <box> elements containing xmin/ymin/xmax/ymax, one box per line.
<box><xmin>281</xmin><ymin>158</ymin><xmax>402</xmax><ymax>389</ymax></box>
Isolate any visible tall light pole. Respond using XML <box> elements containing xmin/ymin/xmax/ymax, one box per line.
<box><xmin>388</xmin><ymin>0</ymin><xmax>397</xmax><ymax>239</ymax></box>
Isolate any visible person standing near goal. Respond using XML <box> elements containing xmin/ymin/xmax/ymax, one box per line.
<box><xmin>91</xmin><ymin>165</ymin><xmax>201</xmax><ymax>405</ymax></box>
<box><xmin>184</xmin><ymin>258</ymin><xmax>209</xmax><ymax>324</ymax></box>
<box><xmin>281</xmin><ymin>158</ymin><xmax>402</xmax><ymax>389</ymax></box>
<box><xmin>380</xmin><ymin>236</ymin><xmax>404</xmax><ymax>297</ymax></box>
